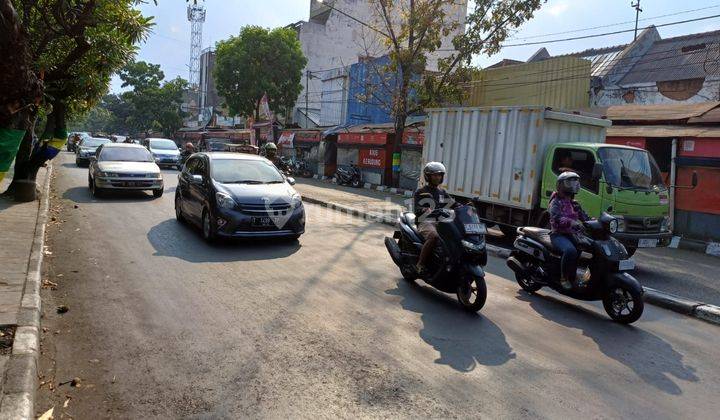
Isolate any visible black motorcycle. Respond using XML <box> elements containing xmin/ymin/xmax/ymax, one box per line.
<box><xmin>385</xmin><ymin>206</ymin><xmax>488</xmax><ymax>312</ymax></box>
<box><xmin>334</xmin><ymin>164</ymin><xmax>362</xmax><ymax>188</ymax></box>
<box><xmin>506</xmin><ymin>213</ymin><xmax>644</xmax><ymax>323</ymax></box>
<box><xmin>293</xmin><ymin>158</ymin><xmax>313</xmax><ymax>178</ymax></box>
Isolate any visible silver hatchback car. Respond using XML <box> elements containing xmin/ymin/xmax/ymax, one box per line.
<box><xmin>88</xmin><ymin>143</ymin><xmax>164</xmax><ymax>198</ymax></box>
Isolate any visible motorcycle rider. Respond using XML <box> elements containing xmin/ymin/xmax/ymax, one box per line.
<box><xmin>264</xmin><ymin>142</ymin><xmax>279</xmax><ymax>165</ymax></box>
<box><xmin>548</xmin><ymin>171</ymin><xmax>590</xmax><ymax>290</ymax></box>
<box><xmin>180</xmin><ymin>142</ymin><xmax>195</xmax><ymax>164</ymax></box>
<box><xmin>413</xmin><ymin>162</ymin><xmax>458</xmax><ymax>274</ymax></box>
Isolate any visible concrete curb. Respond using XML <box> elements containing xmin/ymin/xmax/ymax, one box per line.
<box><xmin>302</xmin><ymin>192</ymin><xmax>720</xmax><ymax>327</ymax></box>
<box><xmin>0</xmin><ymin>164</ymin><xmax>52</xmax><ymax>419</ymax></box>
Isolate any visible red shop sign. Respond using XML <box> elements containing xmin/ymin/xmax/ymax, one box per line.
<box><xmin>338</xmin><ymin>132</ymin><xmax>388</xmax><ymax>145</ymax></box>
<box><xmin>359</xmin><ymin>148</ymin><xmax>387</xmax><ymax>168</ymax></box>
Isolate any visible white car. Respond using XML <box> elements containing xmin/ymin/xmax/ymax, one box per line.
<box><xmin>88</xmin><ymin>143</ymin><xmax>164</xmax><ymax>198</ymax></box>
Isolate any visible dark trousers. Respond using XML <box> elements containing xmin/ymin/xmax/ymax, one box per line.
<box><xmin>551</xmin><ymin>233</ymin><xmax>578</xmax><ymax>282</ymax></box>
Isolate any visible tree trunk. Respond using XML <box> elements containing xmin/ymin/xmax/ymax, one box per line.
<box><xmin>391</xmin><ymin>73</ymin><xmax>411</xmax><ymax>188</ymax></box>
<box><xmin>9</xmin><ymin>102</ymin><xmax>66</xmax><ymax>202</ymax></box>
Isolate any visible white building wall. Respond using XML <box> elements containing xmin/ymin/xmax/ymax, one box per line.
<box><xmin>295</xmin><ymin>0</ymin><xmax>467</xmax><ymax>127</ymax></box>
<box><xmin>595</xmin><ymin>77</ymin><xmax>720</xmax><ymax>107</ymax></box>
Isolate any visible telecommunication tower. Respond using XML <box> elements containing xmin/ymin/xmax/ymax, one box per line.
<box><xmin>187</xmin><ymin>0</ymin><xmax>206</xmax><ymax>88</ymax></box>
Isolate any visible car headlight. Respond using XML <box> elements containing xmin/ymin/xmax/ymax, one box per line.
<box><xmin>146</xmin><ymin>173</ymin><xmax>161</xmax><ymax>179</ymax></box>
<box><xmin>97</xmin><ymin>172</ymin><xmax>118</xmax><ymax>178</ymax></box>
<box><xmin>660</xmin><ymin>216</ymin><xmax>670</xmax><ymax>232</ymax></box>
<box><xmin>291</xmin><ymin>193</ymin><xmax>303</xmax><ymax>209</ymax></box>
<box><xmin>216</xmin><ymin>192</ymin><xmax>236</xmax><ymax>209</ymax></box>
<box><xmin>461</xmin><ymin>239</ymin><xmax>485</xmax><ymax>253</ymax></box>
<box><xmin>609</xmin><ymin>219</ymin><xmax>618</xmax><ymax>234</ymax></box>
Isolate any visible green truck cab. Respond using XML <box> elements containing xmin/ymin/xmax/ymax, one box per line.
<box><xmin>540</xmin><ymin>143</ymin><xmax>672</xmax><ymax>255</ymax></box>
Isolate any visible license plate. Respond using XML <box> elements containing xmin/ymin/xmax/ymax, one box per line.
<box><xmin>638</xmin><ymin>238</ymin><xmax>658</xmax><ymax>248</ymax></box>
<box><xmin>464</xmin><ymin>223</ymin><xmax>486</xmax><ymax>234</ymax></box>
<box><xmin>619</xmin><ymin>259</ymin><xmax>636</xmax><ymax>271</ymax></box>
<box><xmin>251</xmin><ymin>217</ymin><xmax>274</xmax><ymax>227</ymax></box>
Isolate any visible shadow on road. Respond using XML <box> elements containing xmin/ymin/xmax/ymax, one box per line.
<box><xmin>61</xmin><ymin>162</ymin><xmax>80</xmax><ymax>169</ymax></box>
<box><xmin>515</xmin><ymin>292</ymin><xmax>698</xmax><ymax>395</ymax></box>
<box><xmin>386</xmin><ymin>280</ymin><xmax>514</xmax><ymax>372</ymax></box>
<box><xmin>147</xmin><ymin>219</ymin><xmax>301</xmax><ymax>263</ymax></box>
<box><xmin>62</xmin><ymin>186</ymin><xmax>156</xmax><ymax>203</ymax></box>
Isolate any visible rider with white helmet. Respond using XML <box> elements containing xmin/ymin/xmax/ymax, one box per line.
<box><xmin>413</xmin><ymin>161</ymin><xmax>457</xmax><ymax>274</ymax></box>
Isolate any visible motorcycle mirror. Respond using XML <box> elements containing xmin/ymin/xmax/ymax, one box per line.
<box><xmin>592</xmin><ymin>163</ymin><xmax>603</xmax><ymax>180</ymax></box>
<box><xmin>286</xmin><ymin>177</ymin><xmax>296</xmax><ymax>185</ymax></box>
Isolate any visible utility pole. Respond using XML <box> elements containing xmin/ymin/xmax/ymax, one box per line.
<box><xmin>305</xmin><ymin>70</ymin><xmax>309</xmax><ymax>128</ymax></box>
<box><xmin>631</xmin><ymin>0</ymin><xmax>642</xmax><ymax>41</ymax></box>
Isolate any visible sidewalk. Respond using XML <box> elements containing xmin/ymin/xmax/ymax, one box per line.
<box><xmin>0</xmin><ymin>165</ymin><xmax>50</xmax><ymax>419</ymax></box>
<box><xmin>295</xmin><ymin>177</ymin><xmax>720</xmax><ymax>325</ymax></box>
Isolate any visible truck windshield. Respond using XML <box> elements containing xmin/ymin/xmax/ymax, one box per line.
<box><xmin>599</xmin><ymin>147</ymin><xmax>665</xmax><ymax>190</ymax></box>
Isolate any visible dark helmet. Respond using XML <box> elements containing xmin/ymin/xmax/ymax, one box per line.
<box><xmin>557</xmin><ymin>171</ymin><xmax>580</xmax><ymax>195</ymax></box>
<box><xmin>423</xmin><ymin>161</ymin><xmax>446</xmax><ymax>183</ymax></box>
<box><xmin>264</xmin><ymin>142</ymin><xmax>277</xmax><ymax>151</ymax></box>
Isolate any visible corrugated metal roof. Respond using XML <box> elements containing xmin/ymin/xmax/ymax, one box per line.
<box><xmin>560</xmin><ymin>45</ymin><xmax>628</xmax><ymax>77</ymax></box>
<box><xmin>590</xmin><ymin>101</ymin><xmax>720</xmax><ymax>122</ymax></box>
<box><xmin>607</xmin><ymin>125</ymin><xmax>720</xmax><ymax>138</ymax></box>
<box><xmin>620</xmin><ymin>30</ymin><xmax>720</xmax><ymax>84</ymax></box>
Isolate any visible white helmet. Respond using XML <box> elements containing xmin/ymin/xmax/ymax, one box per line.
<box><xmin>557</xmin><ymin>171</ymin><xmax>580</xmax><ymax>195</ymax></box>
<box><xmin>423</xmin><ymin>161</ymin><xmax>446</xmax><ymax>183</ymax></box>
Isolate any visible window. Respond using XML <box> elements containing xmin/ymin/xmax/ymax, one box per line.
<box><xmin>99</xmin><ymin>147</ymin><xmax>153</xmax><ymax>162</ymax></box>
<box><xmin>552</xmin><ymin>148</ymin><xmax>598</xmax><ymax>193</ymax></box>
<box><xmin>210</xmin><ymin>159</ymin><xmax>284</xmax><ymax>184</ymax></box>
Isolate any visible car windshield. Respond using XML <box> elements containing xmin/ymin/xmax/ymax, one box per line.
<box><xmin>149</xmin><ymin>139</ymin><xmax>178</xmax><ymax>150</ymax></box>
<box><xmin>599</xmin><ymin>147</ymin><xmax>665</xmax><ymax>190</ymax></box>
<box><xmin>82</xmin><ymin>138</ymin><xmax>112</xmax><ymax>147</ymax></box>
<box><xmin>99</xmin><ymin>147</ymin><xmax>153</xmax><ymax>162</ymax></box>
<box><xmin>211</xmin><ymin>159</ymin><xmax>284</xmax><ymax>184</ymax></box>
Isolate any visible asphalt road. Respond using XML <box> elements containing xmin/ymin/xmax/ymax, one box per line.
<box><xmin>38</xmin><ymin>152</ymin><xmax>720</xmax><ymax>419</ymax></box>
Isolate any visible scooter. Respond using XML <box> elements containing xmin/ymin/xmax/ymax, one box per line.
<box><xmin>506</xmin><ymin>213</ymin><xmax>644</xmax><ymax>323</ymax></box>
<box><xmin>385</xmin><ymin>205</ymin><xmax>488</xmax><ymax>312</ymax></box>
<box><xmin>334</xmin><ymin>164</ymin><xmax>362</xmax><ymax>188</ymax></box>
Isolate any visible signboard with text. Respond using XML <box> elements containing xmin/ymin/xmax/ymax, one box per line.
<box><xmin>359</xmin><ymin>148</ymin><xmax>387</xmax><ymax>168</ymax></box>
<box><xmin>338</xmin><ymin>132</ymin><xmax>389</xmax><ymax>145</ymax></box>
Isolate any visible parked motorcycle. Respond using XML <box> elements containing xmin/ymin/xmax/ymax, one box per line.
<box><xmin>293</xmin><ymin>158</ymin><xmax>314</xmax><ymax>178</ymax></box>
<box><xmin>334</xmin><ymin>164</ymin><xmax>362</xmax><ymax>188</ymax></box>
<box><xmin>385</xmin><ymin>205</ymin><xmax>488</xmax><ymax>312</ymax></box>
<box><xmin>506</xmin><ymin>213</ymin><xmax>644</xmax><ymax>324</ymax></box>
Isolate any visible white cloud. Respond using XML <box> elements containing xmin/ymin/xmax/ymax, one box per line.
<box><xmin>546</xmin><ymin>1</ymin><xmax>570</xmax><ymax>17</ymax></box>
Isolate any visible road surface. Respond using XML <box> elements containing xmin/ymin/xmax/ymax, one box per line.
<box><xmin>37</xmin><ymin>152</ymin><xmax>720</xmax><ymax>418</ymax></box>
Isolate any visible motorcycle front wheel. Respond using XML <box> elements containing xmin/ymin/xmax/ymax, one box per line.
<box><xmin>603</xmin><ymin>285</ymin><xmax>644</xmax><ymax>324</ymax></box>
<box><xmin>457</xmin><ymin>275</ymin><xmax>487</xmax><ymax>312</ymax></box>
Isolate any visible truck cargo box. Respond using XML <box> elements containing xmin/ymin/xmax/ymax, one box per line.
<box><xmin>423</xmin><ymin>106</ymin><xmax>611</xmax><ymax>210</ymax></box>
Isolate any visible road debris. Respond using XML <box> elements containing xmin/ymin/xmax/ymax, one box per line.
<box><xmin>38</xmin><ymin>407</ymin><xmax>54</xmax><ymax>420</ymax></box>
<box><xmin>56</xmin><ymin>305</ymin><xmax>69</xmax><ymax>314</ymax></box>
<box><xmin>43</xmin><ymin>279</ymin><xmax>58</xmax><ymax>290</ymax></box>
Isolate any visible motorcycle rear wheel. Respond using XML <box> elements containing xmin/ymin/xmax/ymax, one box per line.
<box><xmin>603</xmin><ymin>285</ymin><xmax>644</xmax><ymax>324</ymax></box>
<box><xmin>457</xmin><ymin>275</ymin><xmax>487</xmax><ymax>312</ymax></box>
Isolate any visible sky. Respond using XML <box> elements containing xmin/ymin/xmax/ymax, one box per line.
<box><xmin>111</xmin><ymin>0</ymin><xmax>720</xmax><ymax>92</ymax></box>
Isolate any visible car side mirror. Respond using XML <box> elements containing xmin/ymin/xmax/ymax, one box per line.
<box><xmin>286</xmin><ymin>177</ymin><xmax>296</xmax><ymax>185</ymax></box>
<box><xmin>592</xmin><ymin>163</ymin><xmax>603</xmax><ymax>180</ymax></box>
<box><xmin>191</xmin><ymin>174</ymin><xmax>203</xmax><ymax>184</ymax></box>
<box><xmin>691</xmin><ymin>171</ymin><xmax>698</xmax><ymax>188</ymax></box>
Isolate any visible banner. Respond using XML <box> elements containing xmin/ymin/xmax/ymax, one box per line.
<box><xmin>0</xmin><ymin>129</ymin><xmax>26</xmax><ymax>183</ymax></box>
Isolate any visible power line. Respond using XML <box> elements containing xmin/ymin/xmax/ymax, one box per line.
<box><xmin>500</xmin><ymin>13</ymin><xmax>720</xmax><ymax>48</ymax></box>
<box><xmin>506</xmin><ymin>4</ymin><xmax>720</xmax><ymax>41</ymax></box>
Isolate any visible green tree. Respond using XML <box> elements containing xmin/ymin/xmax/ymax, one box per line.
<box><xmin>367</xmin><ymin>0</ymin><xmax>545</xmax><ymax>186</ymax></box>
<box><xmin>120</xmin><ymin>61</ymin><xmax>188</xmax><ymax>137</ymax></box>
<box><xmin>0</xmin><ymin>0</ymin><xmax>152</xmax><ymax>201</ymax></box>
<box><xmin>214</xmin><ymin>26</ymin><xmax>307</xmax><ymax>120</ymax></box>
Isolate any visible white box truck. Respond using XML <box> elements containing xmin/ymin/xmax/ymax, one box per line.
<box><xmin>423</xmin><ymin>106</ymin><xmax>674</xmax><ymax>255</ymax></box>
